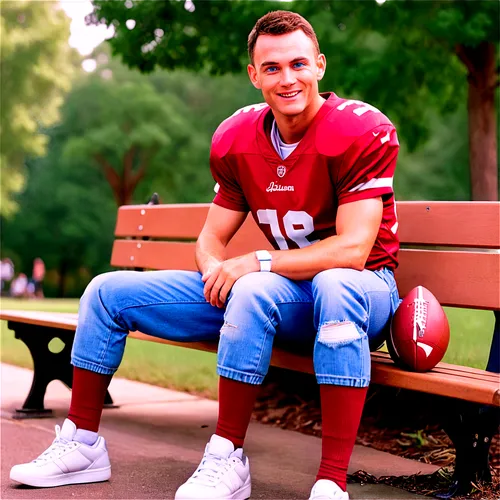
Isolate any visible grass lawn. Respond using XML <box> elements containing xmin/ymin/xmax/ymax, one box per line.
<box><xmin>0</xmin><ymin>298</ymin><xmax>218</xmax><ymax>399</ymax></box>
<box><xmin>1</xmin><ymin>297</ymin><xmax>495</xmax><ymax>399</ymax></box>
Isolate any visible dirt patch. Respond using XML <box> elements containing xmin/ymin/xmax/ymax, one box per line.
<box><xmin>254</xmin><ymin>367</ymin><xmax>499</xmax><ymax>499</ymax></box>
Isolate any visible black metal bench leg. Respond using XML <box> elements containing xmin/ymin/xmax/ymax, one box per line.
<box><xmin>436</xmin><ymin>403</ymin><xmax>499</xmax><ymax>498</ymax></box>
<box><xmin>8</xmin><ymin>322</ymin><xmax>116</xmax><ymax>419</ymax></box>
<box><xmin>436</xmin><ymin>311</ymin><xmax>500</xmax><ymax>498</ymax></box>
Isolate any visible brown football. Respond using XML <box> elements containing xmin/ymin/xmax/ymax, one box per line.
<box><xmin>388</xmin><ymin>286</ymin><xmax>450</xmax><ymax>372</ymax></box>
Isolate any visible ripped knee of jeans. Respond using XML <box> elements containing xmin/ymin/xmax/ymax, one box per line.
<box><xmin>220</xmin><ymin>320</ymin><xmax>239</xmax><ymax>338</ymax></box>
<box><xmin>317</xmin><ymin>320</ymin><xmax>362</xmax><ymax>347</ymax></box>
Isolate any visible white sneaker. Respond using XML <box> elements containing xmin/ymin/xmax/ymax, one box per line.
<box><xmin>309</xmin><ymin>479</ymin><xmax>349</xmax><ymax>500</ymax></box>
<box><xmin>175</xmin><ymin>434</ymin><xmax>251</xmax><ymax>500</ymax></box>
<box><xmin>10</xmin><ymin>419</ymin><xmax>111</xmax><ymax>488</ymax></box>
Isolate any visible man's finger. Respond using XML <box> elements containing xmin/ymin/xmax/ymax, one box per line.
<box><xmin>203</xmin><ymin>272</ymin><xmax>218</xmax><ymax>301</ymax></box>
<box><xmin>218</xmin><ymin>279</ymin><xmax>234</xmax><ymax>306</ymax></box>
<box><xmin>210</xmin><ymin>275</ymin><xmax>226</xmax><ymax>307</ymax></box>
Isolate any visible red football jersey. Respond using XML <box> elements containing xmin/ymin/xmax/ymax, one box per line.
<box><xmin>210</xmin><ymin>93</ymin><xmax>400</xmax><ymax>270</ymax></box>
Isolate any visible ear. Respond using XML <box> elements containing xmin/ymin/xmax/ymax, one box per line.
<box><xmin>316</xmin><ymin>54</ymin><xmax>327</xmax><ymax>81</ymax></box>
<box><xmin>247</xmin><ymin>64</ymin><xmax>261</xmax><ymax>89</ymax></box>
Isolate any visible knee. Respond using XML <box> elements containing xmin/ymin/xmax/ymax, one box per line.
<box><xmin>222</xmin><ymin>273</ymin><xmax>282</xmax><ymax>342</ymax></box>
<box><xmin>81</xmin><ymin>271</ymin><xmax>135</xmax><ymax>308</ymax></box>
<box><xmin>313</xmin><ymin>268</ymin><xmax>361</xmax><ymax>295</ymax></box>
<box><xmin>229</xmin><ymin>272</ymin><xmax>280</xmax><ymax>306</ymax></box>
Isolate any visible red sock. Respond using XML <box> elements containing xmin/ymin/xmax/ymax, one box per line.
<box><xmin>68</xmin><ymin>367</ymin><xmax>113</xmax><ymax>432</ymax></box>
<box><xmin>316</xmin><ymin>384</ymin><xmax>368</xmax><ymax>491</ymax></box>
<box><xmin>215</xmin><ymin>377</ymin><xmax>261</xmax><ymax>448</ymax></box>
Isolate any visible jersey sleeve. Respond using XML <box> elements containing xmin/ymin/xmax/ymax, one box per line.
<box><xmin>210</xmin><ymin>147</ymin><xmax>249</xmax><ymax>212</ymax></box>
<box><xmin>335</xmin><ymin>124</ymin><xmax>399</xmax><ymax>205</ymax></box>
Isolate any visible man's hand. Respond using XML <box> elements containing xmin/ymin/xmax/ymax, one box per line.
<box><xmin>200</xmin><ymin>256</ymin><xmax>223</xmax><ymax>279</ymax></box>
<box><xmin>202</xmin><ymin>253</ymin><xmax>259</xmax><ymax>308</ymax></box>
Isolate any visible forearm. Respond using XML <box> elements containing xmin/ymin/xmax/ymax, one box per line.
<box><xmin>195</xmin><ymin>232</ymin><xmax>227</xmax><ymax>275</ymax></box>
<box><xmin>269</xmin><ymin>234</ymin><xmax>368</xmax><ymax>281</ymax></box>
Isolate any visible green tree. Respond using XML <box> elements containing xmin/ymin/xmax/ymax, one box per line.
<box><xmin>0</xmin><ymin>0</ymin><xmax>75</xmax><ymax>215</ymax></box>
<box><xmin>62</xmin><ymin>76</ymin><xmax>192</xmax><ymax>206</ymax></box>
<box><xmin>80</xmin><ymin>44</ymin><xmax>261</xmax><ymax>204</ymax></box>
<box><xmin>0</xmin><ymin>51</ymin><xmax>259</xmax><ymax>296</ymax></box>
<box><xmin>0</xmin><ymin>131</ymin><xmax>117</xmax><ymax>297</ymax></box>
<box><xmin>88</xmin><ymin>0</ymin><xmax>499</xmax><ymax>200</ymax></box>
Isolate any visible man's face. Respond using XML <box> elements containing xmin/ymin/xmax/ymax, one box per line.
<box><xmin>248</xmin><ymin>30</ymin><xmax>326</xmax><ymax>119</ymax></box>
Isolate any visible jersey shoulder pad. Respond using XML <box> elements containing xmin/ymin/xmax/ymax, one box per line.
<box><xmin>212</xmin><ymin>102</ymin><xmax>269</xmax><ymax>158</ymax></box>
<box><xmin>317</xmin><ymin>98</ymin><xmax>394</xmax><ymax>156</ymax></box>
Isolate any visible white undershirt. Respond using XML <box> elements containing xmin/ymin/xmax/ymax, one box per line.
<box><xmin>271</xmin><ymin>120</ymin><xmax>300</xmax><ymax>160</ymax></box>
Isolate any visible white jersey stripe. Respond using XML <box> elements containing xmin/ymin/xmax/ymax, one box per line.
<box><xmin>380</xmin><ymin>130</ymin><xmax>391</xmax><ymax>144</ymax></box>
<box><xmin>348</xmin><ymin>177</ymin><xmax>393</xmax><ymax>193</ymax></box>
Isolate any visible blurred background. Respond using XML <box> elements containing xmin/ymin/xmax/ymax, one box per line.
<box><xmin>1</xmin><ymin>0</ymin><xmax>498</xmax><ymax>299</ymax></box>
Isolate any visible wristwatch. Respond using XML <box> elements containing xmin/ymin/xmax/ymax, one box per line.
<box><xmin>255</xmin><ymin>250</ymin><xmax>272</xmax><ymax>272</ymax></box>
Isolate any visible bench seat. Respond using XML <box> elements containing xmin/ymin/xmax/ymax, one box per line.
<box><xmin>2</xmin><ymin>309</ymin><xmax>498</xmax><ymax>406</ymax></box>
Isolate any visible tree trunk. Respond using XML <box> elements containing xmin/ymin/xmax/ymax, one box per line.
<box><xmin>95</xmin><ymin>149</ymin><xmax>150</xmax><ymax>206</ymax></box>
<box><xmin>457</xmin><ymin>42</ymin><xmax>498</xmax><ymax>201</ymax></box>
<box><xmin>118</xmin><ymin>184</ymin><xmax>132</xmax><ymax>206</ymax></box>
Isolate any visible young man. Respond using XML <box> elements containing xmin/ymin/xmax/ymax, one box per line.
<box><xmin>10</xmin><ymin>10</ymin><xmax>400</xmax><ymax>500</ymax></box>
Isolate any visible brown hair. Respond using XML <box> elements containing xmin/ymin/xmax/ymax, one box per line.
<box><xmin>248</xmin><ymin>11</ymin><xmax>320</xmax><ymax>65</ymax></box>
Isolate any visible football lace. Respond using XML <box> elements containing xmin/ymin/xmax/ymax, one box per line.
<box><xmin>413</xmin><ymin>298</ymin><xmax>428</xmax><ymax>336</ymax></box>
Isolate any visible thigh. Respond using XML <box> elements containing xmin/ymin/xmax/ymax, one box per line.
<box><xmin>225</xmin><ymin>272</ymin><xmax>315</xmax><ymax>343</ymax></box>
<box><xmin>84</xmin><ymin>269</ymin><xmax>225</xmax><ymax>342</ymax></box>
<box><xmin>312</xmin><ymin>268</ymin><xmax>395</xmax><ymax>348</ymax></box>
<box><xmin>217</xmin><ymin>272</ymin><xmax>315</xmax><ymax>383</ymax></box>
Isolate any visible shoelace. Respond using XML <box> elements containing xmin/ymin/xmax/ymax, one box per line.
<box><xmin>32</xmin><ymin>425</ymin><xmax>78</xmax><ymax>464</ymax></box>
<box><xmin>189</xmin><ymin>453</ymin><xmax>238</xmax><ymax>486</ymax></box>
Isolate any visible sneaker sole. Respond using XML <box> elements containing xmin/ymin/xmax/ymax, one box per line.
<box><xmin>233</xmin><ymin>482</ymin><xmax>251</xmax><ymax>500</ymax></box>
<box><xmin>10</xmin><ymin>466</ymin><xmax>111</xmax><ymax>488</ymax></box>
<box><xmin>175</xmin><ymin>481</ymin><xmax>251</xmax><ymax>500</ymax></box>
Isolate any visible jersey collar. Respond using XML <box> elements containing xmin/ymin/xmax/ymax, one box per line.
<box><xmin>256</xmin><ymin>92</ymin><xmax>338</xmax><ymax>172</ymax></box>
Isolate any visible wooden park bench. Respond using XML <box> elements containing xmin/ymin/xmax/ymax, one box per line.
<box><xmin>1</xmin><ymin>200</ymin><xmax>499</xmax><ymax>494</ymax></box>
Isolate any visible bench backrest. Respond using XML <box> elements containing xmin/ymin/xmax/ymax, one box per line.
<box><xmin>111</xmin><ymin>202</ymin><xmax>500</xmax><ymax>310</ymax></box>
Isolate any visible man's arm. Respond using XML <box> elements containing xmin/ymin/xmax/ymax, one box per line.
<box><xmin>195</xmin><ymin>203</ymin><xmax>247</xmax><ymax>277</ymax></box>
<box><xmin>269</xmin><ymin>197</ymin><xmax>383</xmax><ymax>280</ymax></box>
<box><xmin>203</xmin><ymin>197</ymin><xmax>384</xmax><ymax>308</ymax></box>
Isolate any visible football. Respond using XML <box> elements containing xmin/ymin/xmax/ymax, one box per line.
<box><xmin>388</xmin><ymin>286</ymin><xmax>450</xmax><ymax>372</ymax></box>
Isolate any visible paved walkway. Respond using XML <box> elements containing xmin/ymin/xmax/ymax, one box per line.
<box><xmin>1</xmin><ymin>363</ymin><xmax>439</xmax><ymax>499</ymax></box>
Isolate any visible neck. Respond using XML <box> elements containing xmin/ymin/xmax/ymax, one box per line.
<box><xmin>273</xmin><ymin>94</ymin><xmax>326</xmax><ymax>144</ymax></box>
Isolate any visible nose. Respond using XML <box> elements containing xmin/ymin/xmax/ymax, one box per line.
<box><xmin>280</xmin><ymin>67</ymin><xmax>296</xmax><ymax>87</ymax></box>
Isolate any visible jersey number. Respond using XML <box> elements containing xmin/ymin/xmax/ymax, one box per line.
<box><xmin>257</xmin><ymin>209</ymin><xmax>318</xmax><ymax>250</ymax></box>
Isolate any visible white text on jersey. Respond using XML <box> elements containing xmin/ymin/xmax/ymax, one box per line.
<box><xmin>266</xmin><ymin>182</ymin><xmax>295</xmax><ymax>192</ymax></box>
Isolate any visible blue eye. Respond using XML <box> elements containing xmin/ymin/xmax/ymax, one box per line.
<box><xmin>265</xmin><ymin>66</ymin><xmax>278</xmax><ymax>73</ymax></box>
<box><xmin>293</xmin><ymin>62</ymin><xmax>305</xmax><ymax>68</ymax></box>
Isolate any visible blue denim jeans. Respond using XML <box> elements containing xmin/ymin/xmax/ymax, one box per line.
<box><xmin>72</xmin><ymin>268</ymin><xmax>400</xmax><ymax>387</ymax></box>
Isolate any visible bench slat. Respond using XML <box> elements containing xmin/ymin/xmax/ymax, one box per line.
<box><xmin>111</xmin><ymin>240</ymin><xmax>500</xmax><ymax>309</ymax></box>
<box><xmin>2</xmin><ymin>310</ymin><xmax>498</xmax><ymax>406</ymax></box>
<box><xmin>124</xmin><ymin>334</ymin><xmax>500</xmax><ymax>407</ymax></box>
<box><xmin>395</xmin><ymin>249</ymin><xmax>500</xmax><ymax>310</ymax></box>
<box><xmin>115</xmin><ymin>204</ymin><xmax>210</xmax><ymax>240</ymax></box>
<box><xmin>115</xmin><ymin>202</ymin><xmax>500</xmax><ymax>248</ymax></box>
<box><xmin>370</xmin><ymin>352</ymin><xmax>500</xmax><ymax>382</ymax></box>
<box><xmin>0</xmin><ymin>310</ymin><xmax>78</xmax><ymax>330</ymax></box>
<box><xmin>397</xmin><ymin>202</ymin><xmax>499</xmax><ymax>248</ymax></box>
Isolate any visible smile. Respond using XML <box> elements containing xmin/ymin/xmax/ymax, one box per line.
<box><xmin>278</xmin><ymin>91</ymin><xmax>301</xmax><ymax>98</ymax></box>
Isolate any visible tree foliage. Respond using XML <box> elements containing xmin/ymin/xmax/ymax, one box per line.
<box><xmin>62</xmin><ymin>75</ymin><xmax>192</xmax><ymax>206</ymax></box>
<box><xmin>0</xmin><ymin>1</ymin><xmax>76</xmax><ymax>215</ymax></box>
<box><xmin>88</xmin><ymin>0</ymin><xmax>499</xmax><ymax>199</ymax></box>
<box><xmin>0</xmin><ymin>128</ymin><xmax>117</xmax><ymax>297</ymax></box>
<box><xmin>0</xmin><ymin>54</ymin><xmax>259</xmax><ymax>296</ymax></box>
